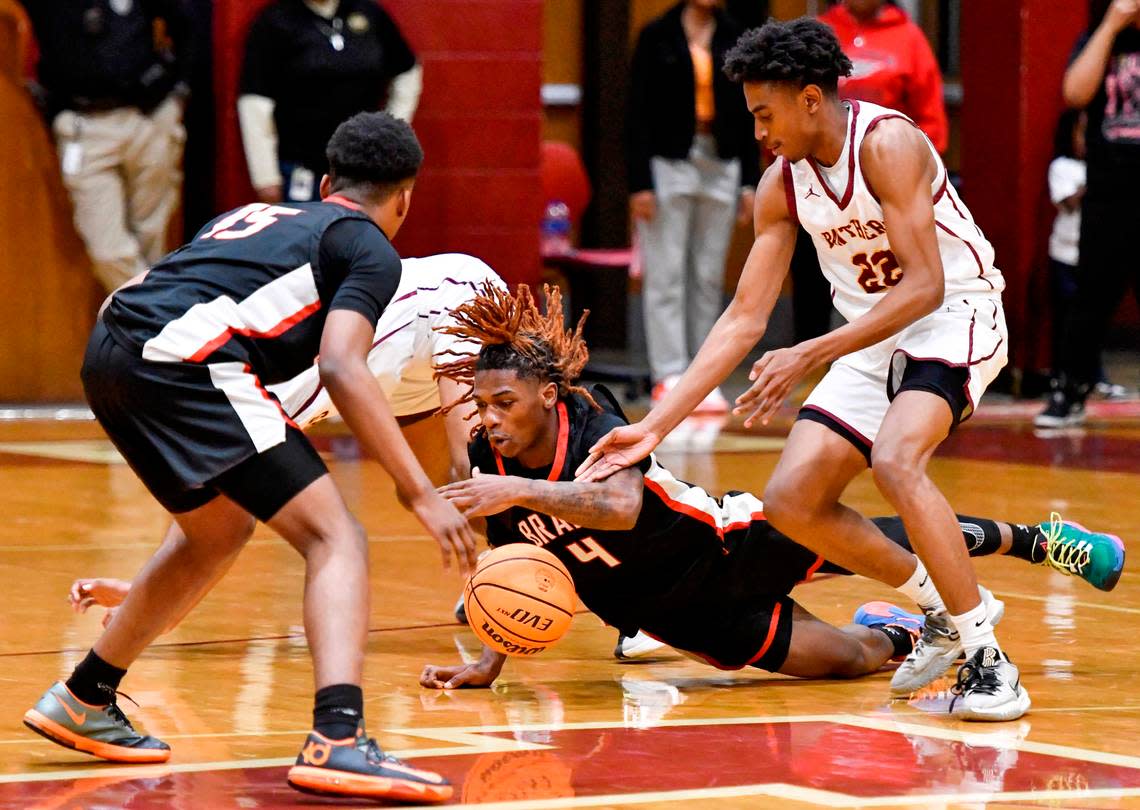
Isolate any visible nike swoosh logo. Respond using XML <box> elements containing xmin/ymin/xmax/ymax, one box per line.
<box><xmin>59</xmin><ymin>699</ymin><xmax>86</xmax><ymax>726</ymax></box>
<box><xmin>974</xmin><ymin>618</ymin><xmax>986</xmax><ymax>627</ymax></box>
<box><xmin>918</xmin><ymin>576</ymin><xmax>928</xmax><ymax>587</ymax></box>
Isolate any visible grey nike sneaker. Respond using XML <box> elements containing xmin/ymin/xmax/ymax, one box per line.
<box><xmin>890</xmin><ymin>585</ymin><xmax>1005</xmax><ymax>698</ymax></box>
<box><xmin>949</xmin><ymin>646</ymin><xmax>1031</xmax><ymax>721</ymax></box>
<box><xmin>23</xmin><ymin>681</ymin><xmax>171</xmax><ymax>763</ymax></box>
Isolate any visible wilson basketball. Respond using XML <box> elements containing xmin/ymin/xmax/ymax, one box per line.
<box><xmin>463</xmin><ymin>545</ymin><xmax>576</xmax><ymax>656</ymax></box>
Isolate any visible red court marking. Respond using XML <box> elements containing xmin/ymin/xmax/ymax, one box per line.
<box><xmin>5</xmin><ymin>720</ymin><xmax>1140</xmax><ymax>806</ymax></box>
<box><xmin>937</xmin><ymin>425</ymin><xmax>1140</xmax><ymax>474</ymax></box>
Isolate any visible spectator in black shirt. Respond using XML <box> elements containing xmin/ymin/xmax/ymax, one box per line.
<box><xmin>627</xmin><ymin>0</ymin><xmax>760</xmax><ymax>412</ymax></box>
<box><xmin>238</xmin><ymin>0</ymin><xmax>421</xmax><ymax>203</ymax></box>
<box><xmin>19</xmin><ymin>0</ymin><xmax>196</xmax><ymax>291</ymax></box>
<box><xmin>1037</xmin><ymin>0</ymin><xmax>1140</xmax><ymax>427</ymax></box>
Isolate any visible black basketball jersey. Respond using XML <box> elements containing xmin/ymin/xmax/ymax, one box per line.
<box><xmin>470</xmin><ymin>385</ymin><xmax>788</xmax><ymax>639</ymax></box>
<box><xmin>104</xmin><ymin>198</ymin><xmax>401</xmax><ymax>385</ymax></box>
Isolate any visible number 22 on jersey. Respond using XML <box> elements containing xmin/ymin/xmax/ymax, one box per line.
<box><xmin>852</xmin><ymin>248</ymin><xmax>902</xmax><ymax>293</ymax></box>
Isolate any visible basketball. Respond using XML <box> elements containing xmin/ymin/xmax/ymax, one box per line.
<box><xmin>463</xmin><ymin>545</ymin><xmax>576</xmax><ymax>656</ymax></box>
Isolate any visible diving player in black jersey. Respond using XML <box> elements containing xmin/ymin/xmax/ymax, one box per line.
<box><xmin>419</xmin><ymin>284</ymin><xmax>1124</xmax><ymax>691</ymax></box>
<box><xmin>24</xmin><ymin>112</ymin><xmax>467</xmax><ymax>804</ymax></box>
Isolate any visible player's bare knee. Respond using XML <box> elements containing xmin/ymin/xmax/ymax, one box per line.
<box><xmin>829</xmin><ymin>636</ymin><xmax>878</xmax><ymax>678</ymax></box>
<box><xmin>763</xmin><ymin>480</ymin><xmax>816</xmax><ymax>534</ymax></box>
<box><xmin>870</xmin><ymin>445</ymin><xmax>921</xmax><ymax>497</ymax></box>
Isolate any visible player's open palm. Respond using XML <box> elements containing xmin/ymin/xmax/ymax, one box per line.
<box><xmin>419</xmin><ymin>662</ymin><xmax>496</xmax><ymax>689</ymax></box>
<box><xmin>735</xmin><ymin>345</ymin><xmax>816</xmax><ymax>427</ymax></box>
<box><xmin>575</xmin><ymin>423</ymin><xmax>659</xmax><ymax>482</ymax></box>
<box><xmin>411</xmin><ymin>492</ymin><xmax>478</xmax><ymax>576</ymax></box>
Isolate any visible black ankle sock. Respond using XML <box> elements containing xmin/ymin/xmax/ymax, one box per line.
<box><xmin>957</xmin><ymin>515</ymin><xmax>1004</xmax><ymax>558</ymax></box>
<box><xmin>1009</xmin><ymin>523</ymin><xmax>1046</xmax><ymax>563</ymax></box>
<box><xmin>313</xmin><ymin>684</ymin><xmax>363</xmax><ymax>740</ymax></box>
<box><xmin>875</xmin><ymin>624</ymin><xmax>915</xmax><ymax>659</ymax></box>
<box><xmin>65</xmin><ymin>650</ymin><xmax>126</xmax><ymax>706</ymax></box>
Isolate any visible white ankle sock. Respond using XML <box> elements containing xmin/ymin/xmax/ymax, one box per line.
<box><xmin>950</xmin><ymin>600</ymin><xmax>1001</xmax><ymax>658</ymax></box>
<box><xmin>896</xmin><ymin>560</ymin><xmax>944</xmax><ymax>614</ymax></box>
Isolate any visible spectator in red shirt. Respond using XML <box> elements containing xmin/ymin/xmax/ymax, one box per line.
<box><xmin>819</xmin><ymin>0</ymin><xmax>948</xmax><ymax>152</ymax></box>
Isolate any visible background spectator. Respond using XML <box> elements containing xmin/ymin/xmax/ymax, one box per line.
<box><xmin>19</xmin><ymin>0</ymin><xmax>195</xmax><ymax>292</ymax></box>
<box><xmin>820</xmin><ymin>0</ymin><xmax>948</xmax><ymax>152</ymax></box>
<box><xmin>627</xmin><ymin>0</ymin><xmax>759</xmax><ymax>412</ymax></box>
<box><xmin>1037</xmin><ymin>0</ymin><xmax>1140</xmax><ymax>427</ymax></box>
<box><xmin>238</xmin><ymin>0</ymin><xmax>421</xmax><ymax>204</ymax></box>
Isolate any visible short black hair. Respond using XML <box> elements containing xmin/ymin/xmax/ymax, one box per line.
<box><xmin>325</xmin><ymin>111</ymin><xmax>424</xmax><ymax>200</ymax></box>
<box><xmin>723</xmin><ymin>18</ymin><xmax>853</xmax><ymax>93</ymax></box>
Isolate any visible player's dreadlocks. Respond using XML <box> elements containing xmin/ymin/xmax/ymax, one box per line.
<box><xmin>433</xmin><ymin>282</ymin><xmax>599</xmax><ymax>414</ymax></box>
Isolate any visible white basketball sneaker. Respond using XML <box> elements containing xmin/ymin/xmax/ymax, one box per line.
<box><xmin>949</xmin><ymin>646</ymin><xmax>1031</xmax><ymax>721</ymax></box>
<box><xmin>614</xmin><ymin>630</ymin><xmax>668</xmax><ymax>660</ymax></box>
<box><xmin>890</xmin><ymin>585</ymin><xmax>1005</xmax><ymax>698</ymax></box>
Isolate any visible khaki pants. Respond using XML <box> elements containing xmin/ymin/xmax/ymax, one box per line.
<box><xmin>638</xmin><ymin>134</ymin><xmax>740</xmax><ymax>382</ymax></box>
<box><xmin>53</xmin><ymin>98</ymin><xmax>185</xmax><ymax>291</ymax></box>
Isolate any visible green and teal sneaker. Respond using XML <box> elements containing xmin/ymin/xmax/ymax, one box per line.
<box><xmin>23</xmin><ymin>682</ymin><xmax>170</xmax><ymax>763</ymax></box>
<box><xmin>1039</xmin><ymin>512</ymin><xmax>1126</xmax><ymax>592</ymax></box>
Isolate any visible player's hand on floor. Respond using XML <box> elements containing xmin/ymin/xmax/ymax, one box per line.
<box><xmin>419</xmin><ymin>662</ymin><xmax>496</xmax><ymax>689</ymax></box>
<box><xmin>410</xmin><ymin>491</ymin><xmax>478</xmax><ymax>577</ymax></box>
<box><xmin>576</xmin><ymin>423</ymin><xmax>659</xmax><ymax>482</ymax></box>
<box><xmin>438</xmin><ymin>468</ymin><xmax>519</xmax><ymax>518</ymax></box>
<box><xmin>68</xmin><ymin>578</ymin><xmax>131</xmax><ymax>613</ymax></box>
<box><xmin>735</xmin><ymin>345</ymin><xmax>818</xmax><ymax>427</ymax></box>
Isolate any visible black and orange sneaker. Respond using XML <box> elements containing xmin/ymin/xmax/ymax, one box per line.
<box><xmin>287</xmin><ymin>724</ymin><xmax>452</xmax><ymax>803</ymax></box>
<box><xmin>23</xmin><ymin>682</ymin><xmax>170</xmax><ymax>763</ymax></box>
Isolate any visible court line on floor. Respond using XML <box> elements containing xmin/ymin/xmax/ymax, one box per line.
<box><xmin>0</xmin><ymin>535</ymin><xmax>432</xmax><ymax>553</ymax></box>
<box><xmin>426</xmin><ymin>784</ymin><xmax>1140</xmax><ymax>810</ymax></box>
<box><xmin>0</xmin><ymin>608</ymin><xmax>591</xmax><ymax>658</ymax></box>
<box><xmin>7</xmin><ymin>713</ymin><xmax>1140</xmax><ymax>787</ymax></box>
<box><xmin>429</xmin><ymin>784</ymin><xmax>1140</xmax><ymax>809</ymax></box>
<box><xmin>995</xmin><ymin>590</ymin><xmax>1140</xmax><ymax>616</ymax></box>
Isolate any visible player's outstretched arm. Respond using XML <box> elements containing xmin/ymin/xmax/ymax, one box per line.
<box><xmin>321</xmin><ymin>309</ymin><xmax>477</xmax><ymax>575</ymax></box>
<box><xmin>576</xmin><ymin>164</ymin><xmax>797</xmax><ymax>482</ymax></box>
<box><xmin>420</xmin><ymin>646</ymin><xmax>507</xmax><ymax>689</ymax></box>
<box><xmin>440</xmin><ymin>467</ymin><xmax>644</xmax><ymax>531</ymax></box>
<box><xmin>737</xmin><ymin>121</ymin><xmax>945</xmax><ymax>426</ymax></box>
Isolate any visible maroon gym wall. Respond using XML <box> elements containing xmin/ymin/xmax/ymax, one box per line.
<box><xmin>212</xmin><ymin>0</ymin><xmax>542</xmax><ymax>289</ymax></box>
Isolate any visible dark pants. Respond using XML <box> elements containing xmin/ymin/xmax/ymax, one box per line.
<box><xmin>1057</xmin><ymin>194</ymin><xmax>1140</xmax><ymax>391</ymax></box>
<box><xmin>790</xmin><ymin>225</ymin><xmax>832</xmax><ymax>342</ymax></box>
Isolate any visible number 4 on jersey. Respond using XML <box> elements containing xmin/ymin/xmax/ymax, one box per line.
<box><xmin>201</xmin><ymin>203</ymin><xmax>302</xmax><ymax>241</ymax></box>
<box><xmin>566</xmin><ymin>536</ymin><xmax>621</xmax><ymax>568</ymax></box>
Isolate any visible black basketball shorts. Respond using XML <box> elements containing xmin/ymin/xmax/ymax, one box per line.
<box><xmin>82</xmin><ymin>318</ymin><xmax>327</xmax><ymax>521</ymax></box>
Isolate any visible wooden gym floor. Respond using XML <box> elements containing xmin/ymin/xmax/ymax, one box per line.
<box><xmin>0</xmin><ymin>393</ymin><xmax>1137</xmax><ymax>809</ymax></box>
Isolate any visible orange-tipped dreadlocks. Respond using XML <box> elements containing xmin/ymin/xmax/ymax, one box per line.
<box><xmin>433</xmin><ymin>282</ymin><xmax>599</xmax><ymax>414</ymax></box>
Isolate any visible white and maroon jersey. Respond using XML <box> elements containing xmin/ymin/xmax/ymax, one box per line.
<box><xmin>781</xmin><ymin>100</ymin><xmax>1004</xmax><ymax>323</ymax></box>
<box><xmin>272</xmin><ymin>253</ymin><xmax>506</xmax><ymax>424</ymax></box>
